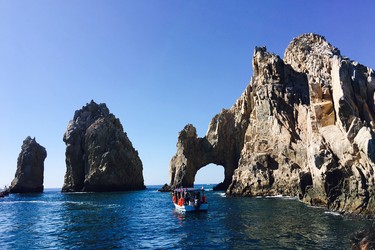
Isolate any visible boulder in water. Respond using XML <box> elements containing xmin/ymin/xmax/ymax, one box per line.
<box><xmin>158</xmin><ymin>183</ymin><xmax>172</xmax><ymax>192</ymax></box>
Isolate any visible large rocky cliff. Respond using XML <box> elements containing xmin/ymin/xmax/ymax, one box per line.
<box><xmin>62</xmin><ymin>100</ymin><xmax>145</xmax><ymax>192</ymax></box>
<box><xmin>170</xmin><ymin>33</ymin><xmax>375</xmax><ymax>216</ymax></box>
<box><xmin>10</xmin><ymin>136</ymin><xmax>47</xmax><ymax>193</ymax></box>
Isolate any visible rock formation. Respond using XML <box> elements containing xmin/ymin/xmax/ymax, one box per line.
<box><xmin>10</xmin><ymin>136</ymin><xmax>47</xmax><ymax>193</ymax></box>
<box><xmin>170</xmin><ymin>33</ymin><xmax>375</xmax><ymax>216</ymax></box>
<box><xmin>351</xmin><ymin>225</ymin><xmax>375</xmax><ymax>249</ymax></box>
<box><xmin>158</xmin><ymin>183</ymin><xmax>172</xmax><ymax>192</ymax></box>
<box><xmin>62</xmin><ymin>100</ymin><xmax>145</xmax><ymax>192</ymax></box>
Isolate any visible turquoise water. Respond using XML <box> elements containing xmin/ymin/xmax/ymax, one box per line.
<box><xmin>0</xmin><ymin>185</ymin><xmax>372</xmax><ymax>249</ymax></box>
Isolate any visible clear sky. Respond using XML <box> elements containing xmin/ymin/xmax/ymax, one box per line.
<box><xmin>1</xmin><ymin>0</ymin><xmax>374</xmax><ymax>188</ymax></box>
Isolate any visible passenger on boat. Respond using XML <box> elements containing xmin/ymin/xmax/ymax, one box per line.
<box><xmin>178</xmin><ymin>197</ymin><xmax>184</xmax><ymax>206</ymax></box>
<box><xmin>195</xmin><ymin>191</ymin><xmax>201</xmax><ymax>201</ymax></box>
<box><xmin>202</xmin><ymin>194</ymin><xmax>206</xmax><ymax>203</ymax></box>
<box><xmin>185</xmin><ymin>192</ymin><xmax>191</xmax><ymax>204</ymax></box>
<box><xmin>189</xmin><ymin>199</ymin><xmax>194</xmax><ymax>206</ymax></box>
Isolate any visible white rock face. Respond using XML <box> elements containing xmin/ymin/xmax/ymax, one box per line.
<box><xmin>170</xmin><ymin>34</ymin><xmax>375</xmax><ymax>216</ymax></box>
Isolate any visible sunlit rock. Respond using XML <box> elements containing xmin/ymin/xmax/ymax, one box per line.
<box><xmin>170</xmin><ymin>33</ymin><xmax>375</xmax><ymax>216</ymax></box>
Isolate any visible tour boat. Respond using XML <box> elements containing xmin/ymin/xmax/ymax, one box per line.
<box><xmin>172</xmin><ymin>187</ymin><xmax>208</xmax><ymax>212</ymax></box>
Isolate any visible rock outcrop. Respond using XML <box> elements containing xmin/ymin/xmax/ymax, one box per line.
<box><xmin>10</xmin><ymin>136</ymin><xmax>47</xmax><ymax>193</ymax></box>
<box><xmin>158</xmin><ymin>183</ymin><xmax>172</xmax><ymax>192</ymax></box>
<box><xmin>62</xmin><ymin>100</ymin><xmax>145</xmax><ymax>192</ymax></box>
<box><xmin>170</xmin><ymin>33</ymin><xmax>375</xmax><ymax>216</ymax></box>
<box><xmin>351</xmin><ymin>226</ymin><xmax>375</xmax><ymax>249</ymax></box>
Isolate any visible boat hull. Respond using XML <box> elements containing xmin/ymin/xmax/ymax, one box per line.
<box><xmin>174</xmin><ymin>203</ymin><xmax>208</xmax><ymax>212</ymax></box>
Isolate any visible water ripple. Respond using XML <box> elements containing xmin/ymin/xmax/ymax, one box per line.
<box><xmin>0</xmin><ymin>187</ymin><xmax>372</xmax><ymax>249</ymax></box>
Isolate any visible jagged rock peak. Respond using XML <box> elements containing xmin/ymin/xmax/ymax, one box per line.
<box><xmin>10</xmin><ymin>136</ymin><xmax>47</xmax><ymax>193</ymax></box>
<box><xmin>285</xmin><ymin>33</ymin><xmax>341</xmax><ymax>60</ymax></box>
<box><xmin>62</xmin><ymin>100</ymin><xmax>144</xmax><ymax>192</ymax></box>
<box><xmin>72</xmin><ymin>99</ymin><xmax>110</xmax><ymax>124</ymax></box>
<box><xmin>252</xmin><ymin>46</ymin><xmax>285</xmax><ymax>87</ymax></box>
<box><xmin>179</xmin><ymin>124</ymin><xmax>197</xmax><ymax>140</ymax></box>
<box><xmin>284</xmin><ymin>33</ymin><xmax>341</xmax><ymax>74</ymax></box>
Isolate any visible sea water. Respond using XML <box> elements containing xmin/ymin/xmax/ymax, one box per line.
<box><xmin>0</xmin><ymin>185</ymin><xmax>372</xmax><ymax>249</ymax></box>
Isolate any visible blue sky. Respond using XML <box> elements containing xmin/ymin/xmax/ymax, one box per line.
<box><xmin>1</xmin><ymin>1</ymin><xmax>374</xmax><ymax>188</ymax></box>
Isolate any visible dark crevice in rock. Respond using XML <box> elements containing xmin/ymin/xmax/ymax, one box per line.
<box><xmin>299</xmin><ymin>172</ymin><xmax>313</xmax><ymax>196</ymax></box>
<box><xmin>355</xmin><ymin>166</ymin><xmax>370</xmax><ymax>213</ymax></box>
<box><xmin>325</xmin><ymin>168</ymin><xmax>346</xmax><ymax>209</ymax></box>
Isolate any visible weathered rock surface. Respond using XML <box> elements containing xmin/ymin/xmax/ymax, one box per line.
<box><xmin>10</xmin><ymin>136</ymin><xmax>47</xmax><ymax>193</ymax></box>
<box><xmin>170</xmin><ymin>33</ymin><xmax>375</xmax><ymax>216</ymax></box>
<box><xmin>62</xmin><ymin>100</ymin><xmax>145</xmax><ymax>192</ymax></box>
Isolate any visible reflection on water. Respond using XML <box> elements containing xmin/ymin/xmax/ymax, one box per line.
<box><xmin>0</xmin><ymin>187</ymin><xmax>372</xmax><ymax>249</ymax></box>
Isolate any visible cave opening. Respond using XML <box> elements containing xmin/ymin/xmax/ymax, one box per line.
<box><xmin>299</xmin><ymin>172</ymin><xmax>313</xmax><ymax>195</ymax></box>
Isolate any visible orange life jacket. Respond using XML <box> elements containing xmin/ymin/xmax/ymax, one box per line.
<box><xmin>178</xmin><ymin>197</ymin><xmax>185</xmax><ymax>206</ymax></box>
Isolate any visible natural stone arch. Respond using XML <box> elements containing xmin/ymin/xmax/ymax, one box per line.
<box><xmin>169</xmin><ymin>96</ymin><xmax>251</xmax><ymax>190</ymax></box>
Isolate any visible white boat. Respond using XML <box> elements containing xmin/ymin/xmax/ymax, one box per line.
<box><xmin>172</xmin><ymin>188</ymin><xmax>208</xmax><ymax>212</ymax></box>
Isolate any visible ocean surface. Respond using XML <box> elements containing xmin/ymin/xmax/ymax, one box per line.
<box><xmin>0</xmin><ymin>185</ymin><xmax>372</xmax><ymax>249</ymax></box>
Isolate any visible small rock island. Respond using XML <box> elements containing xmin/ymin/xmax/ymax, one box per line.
<box><xmin>62</xmin><ymin>100</ymin><xmax>145</xmax><ymax>192</ymax></box>
<box><xmin>9</xmin><ymin>136</ymin><xmax>47</xmax><ymax>193</ymax></box>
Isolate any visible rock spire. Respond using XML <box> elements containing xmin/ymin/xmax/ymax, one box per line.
<box><xmin>10</xmin><ymin>136</ymin><xmax>47</xmax><ymax>193</ymax></box>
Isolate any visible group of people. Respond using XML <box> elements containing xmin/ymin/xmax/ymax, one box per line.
<box><xmin>172</xmin><ymin>189</ymin><xmax>207</xmax><ymax>207</ymax></box>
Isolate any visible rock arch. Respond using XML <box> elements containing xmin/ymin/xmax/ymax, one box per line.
<box><xmin>169</xmin><ymin>93</ymin><xmax>251</xmax><ymax>190</ymax></box>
